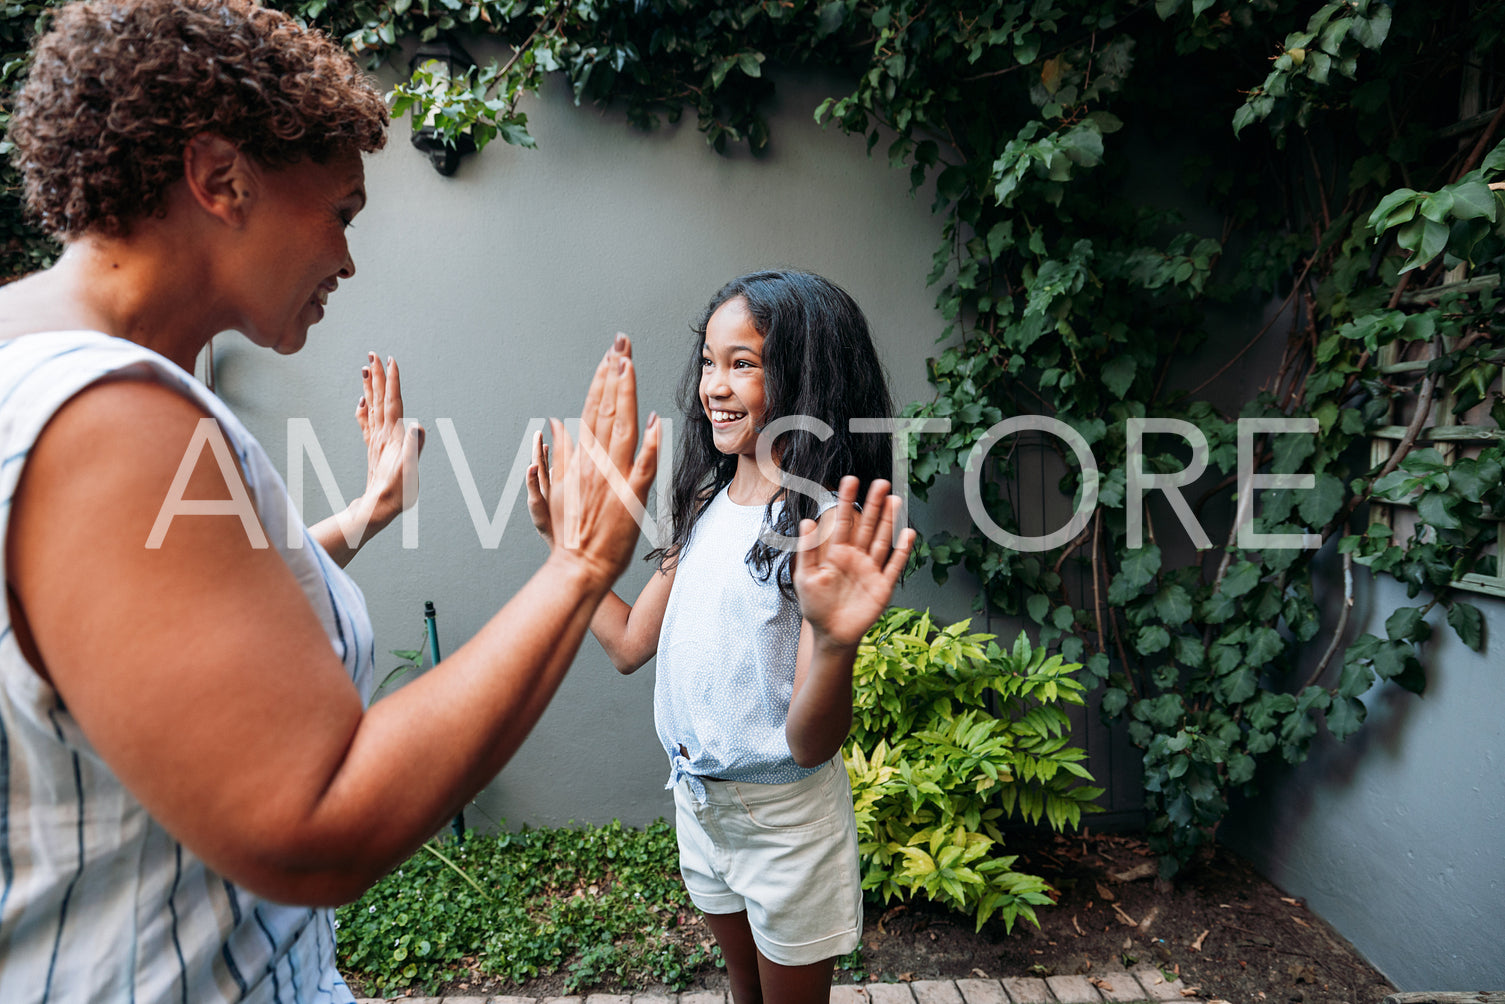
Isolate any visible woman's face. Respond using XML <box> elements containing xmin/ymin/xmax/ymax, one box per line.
<box><xmin>698</xmin><ymin>297</ymin><xmax>768</xmax><ymax>459</ymax></box>
<box><xmin>235</xmin><ymin>150</ymin><xmax>366</xmax><ymax>355</ymax></box>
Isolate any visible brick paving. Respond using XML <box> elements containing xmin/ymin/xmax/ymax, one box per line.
<box><xmin>352</xmin><ymin>969</ymin><xmax>1206</xmax><ymax>1003</ymax></box>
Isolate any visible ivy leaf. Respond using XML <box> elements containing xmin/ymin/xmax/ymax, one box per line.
<box><xmin>1245</xmin><ymin>626</ymin><xmax>1284</xmax><ymax>666</ymax></box>
<box><xmin>1419</xmin><ymin>189</ymin><xmax>1455</xmax><ymax>223</ymax></box>
<box><xmin>1337</xmin><ymin>659</ymin><xmax>1375</xmax><ymax>699</ymax></box>
<box><xmin>1174</xmin><ymin>634</ymin><xmax>1205</xmax><ymax>669</ymax></box>
<box><xmin>1367</xmin><ymin>187</ymin><xmax>1418</xmax><ymax>235</ymax></box>
<box><xmin>1397</xmin><ymin>217</ymin><xmax>1450</xmax><ymax>273</ymax></box>
<box><xmin>1153</xmin><ymin>584</ymin><xmax>1193</xmax><ymax>627</ymax></box>
<box><xmin>1271</xmin><ymin>428</ymin><xmax>1316</xmax><ymax>473</ymax></box>
<box><xmin>1102</xmin><ymin>686</ymin><xmax>1129</xmax><ymax>717</ymax></box>
<box><xmin>1102</xmin><ymin>354</ymin><xmax>1136</xmax><ymax>399</ymax></box>
<box><xmin>1201</xmin><ymin>589</ymin><xmax>1239</xmax><ymax>624</ymax></box>
<box><xmin>1297</xmin><ymin>472</ymin><xmax>1345</xmax><ymax>528</ymax></box>
<box><xmin>1026</xmin><ymin>592</ymin><xmax>1050</xmax><ymax>624</ymax></box>
<box><xmin>814</xmin><ymin>1</ymin><xmax>846</xmax><ymax>39</ymax></box>
<box><xmin>1448</xmin><ymin>457</ymin><xmax>1502</xmax><ymax>502</ymax></box>
<box><xmin>1109</xmin><ymin>545</ymin><xmax>1162</xmax><ymax>603</ymax></box>
<box><xmin>1209</xmin><ymin>639</ymin><xmax>1242</xmax><ymax>675</ymax></box>
<box><xmin>1416</xmin><ymin>491</ymin><xmax>1461</xmax><ymax>531</ymax></box>
<box><xmin>1326</xmin><ymin>695</ymin><xmax>1367</xmax><ymax>740</ymax></box>
<box><xmin>1385</xmin><ymin>606</ymin><xmax>1428</xmax><ymax>643</ymax></box>
<box><xmin>1220</xmin><ymin>667</ymin><xmax>1258</xmax><ymax>703</ymax></box>
<box><xmin>1447</xmin><ymin>600</ymin><xmax>1484</xmax><ymax>651</ymax></box>
<box><xmin>1136</xmin><ymin>693</ymin><xmax>1186</xmax><ymax>728</ymax></box>
<box><xmin>1393</xmin><ymin>648</ymin><xmax>1427</xmax><ymax>695</ymax></box>
<box><xmin>1220</xmin><ymin>560</ymin><xmax>1262</xmax><ymax>599</ymax></box>
<box><xmin>1370</xmin><ymin>640</ymin><xmax>1405</xmax><ymax>680</ymax></box>
<box><xmin>1136</xmin><ymin>625</ymin><xmax>1172</xmax><ymax>655</ymax></box>
<box><xmin>1447</xmin><ymin>179</ymin><xmax>1496</xmax><ymax>221</ymax></box>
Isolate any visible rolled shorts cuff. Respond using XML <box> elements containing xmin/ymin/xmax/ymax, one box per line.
<box><xmin>753</xmin><ymin>923</ymin><xmax>862</xmax><ymax>967</ymax></box>
<box><xmin>690</xmin><ymin>889</ymin><xmax>748</xmax><ymax>915</ymax></box>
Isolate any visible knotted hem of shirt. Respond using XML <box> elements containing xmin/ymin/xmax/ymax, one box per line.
<box><xmin>665</xmin><ymin>753</ymin><xmax>709</xmax><ymax>804</ymax></box>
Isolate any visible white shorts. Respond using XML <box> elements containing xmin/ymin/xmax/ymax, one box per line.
<box><xmin>673</xmin><ymin>757</ymin><xmax>863</xmax><ymax>967</ymax></box>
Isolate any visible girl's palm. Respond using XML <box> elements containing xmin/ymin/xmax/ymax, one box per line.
<box><xmin>793</xmin><ymin>478</ymin><xmax>915</xmax><ymax>649</ymax></box>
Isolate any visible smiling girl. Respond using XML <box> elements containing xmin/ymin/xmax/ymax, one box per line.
<box><xmin>528</xmin><ymin>269</ymin><xmax>914</xmax><ymax>1003</ymax></box>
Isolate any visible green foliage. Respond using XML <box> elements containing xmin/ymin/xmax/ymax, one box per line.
<box><xmin>4</xmin><ymin>0</ymin><xmax>1500</xmax><ymax>882</ymax></box>
<box><xmin>335</xmin><ymin>820</ymin><xmax>716</xmax><ymax>997</ymax></box>
<box><xmin>845</xmin><ymin>609</ymin><xmax>1101</xmax><ymax>932</ymax></box>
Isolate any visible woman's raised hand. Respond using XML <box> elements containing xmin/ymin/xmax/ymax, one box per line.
<box><xmin>792</xmin><ymin>476</ymin><xmax>916</xmax><ymax>649</ymax></box>
<box><xmin>538</xmin><ymin>334</ymin><xmax>660</xmax><ymax>588</ymax></box>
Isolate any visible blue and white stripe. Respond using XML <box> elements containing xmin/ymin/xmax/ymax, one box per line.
<box><xmin>0</xmin><ymin>331</ymin><xmax>372</xmax><ymax>1002</ymax></box>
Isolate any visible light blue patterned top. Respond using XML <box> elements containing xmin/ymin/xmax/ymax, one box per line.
<box><xmin>654</xmin><ymin>485</ymin><xmax>836</xmax><ymax>803</ymax></box>
<box><xmin>0</xmin><ymin>331</ymin><xmax>372</xmax><ymax>1003</ymax></box>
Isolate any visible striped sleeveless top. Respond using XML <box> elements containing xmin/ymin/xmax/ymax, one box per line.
<box><xmin>0</xmin><ymin>331</ymin><xmax>374</xmax><ymax>1003</ymax></box>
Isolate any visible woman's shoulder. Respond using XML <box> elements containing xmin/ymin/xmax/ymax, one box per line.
<box><xmin>0</xmin><ymin>331</ymin><xmax>213</xmax><ymax>427</ymax></box>
<box><xmin>0</xmin><ymin>329</ymin><xmax>180</xmax><ymax>375</ymax></box>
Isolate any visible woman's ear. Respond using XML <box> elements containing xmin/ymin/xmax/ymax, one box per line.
<box><xmin>181</xmin><ymin>133</ymin><xmax>257</xmax><ymax>227</ymax></box>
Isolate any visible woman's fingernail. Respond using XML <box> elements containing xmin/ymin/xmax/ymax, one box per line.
<box><xmin>361</xmin><ymin>367</ymin><xmax>369</xmax><ymax>378</ymax></box>
<box><xmin>614</xmin><ymin>333</ymin><xmax>627</xmax><ymax>350</ymax></box>
<box><xmin>619</xmin><ymin>357</ymin><xmax>629</xmax><ymax>374</ymax></box>
<box><xmin>648</xmin><ymin>411</ymin><xmax>659</xmax><ymax>428</ymax></box>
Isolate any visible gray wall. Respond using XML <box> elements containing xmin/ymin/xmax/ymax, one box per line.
<box><xmin>1221</xmin><ymin>571</ymin><xmax>1505</xmax><ymax>990</ymax></box>
<box><xmin>211</xmin><ymin>56</ymin><xmax>1505</xmax><ymax>989</ymax></box>
<box><xmin>214</xmin><ymin>66</ymin><xmax>971</xmax><ymax>832</ymax></box>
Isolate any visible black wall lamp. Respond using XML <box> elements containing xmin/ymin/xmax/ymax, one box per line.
<box><xmin>408</xmin><ymin>35</ymin><xmax>477</xmax><ymax>176</ymax></box>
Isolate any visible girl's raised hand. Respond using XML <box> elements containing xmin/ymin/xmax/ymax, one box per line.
<box><xmin>312</xmin><ymin>353</ymin><xmax>426</xmax><ymax>566</ymax></box>
<box><xmin>542</xmin><ymin>334</ymin><xmax>660</xmax><ymax>589</ymax></box>
<box><xmin>525</xmin><ymin>429</ymin><xmax>553</xmax><ymax>546</ymax></box>
<box><xmin>356</xmin><ymin>352</ymin><xmax>424</xmax><ymax>529</ymax></box>
<box><xmin>792</xmin><ymin>476</ymin><xmax>916</xmax><ymax>649</ymax></box>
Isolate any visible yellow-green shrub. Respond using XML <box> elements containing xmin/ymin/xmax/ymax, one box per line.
<box><xmin>845</xmin><ymin>609</ymin><xmax>1102</xmax><ymax>931</ymax></box>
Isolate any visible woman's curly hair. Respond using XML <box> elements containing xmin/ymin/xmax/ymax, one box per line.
<box><xmin>9</xmin><ymin>0</ymin><xmax>389</xmax><ymax>238</ymax></box>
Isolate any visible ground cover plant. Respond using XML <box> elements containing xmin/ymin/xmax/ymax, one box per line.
<box><xmin>335</xmin><ymin>822</ymin><xmax>1393</xmax><ymax>1002</ymax></box>
<box><xmin>333</xmin><ymin>818</ymin><xmax>718</xmax><ymax>996</ymax></box>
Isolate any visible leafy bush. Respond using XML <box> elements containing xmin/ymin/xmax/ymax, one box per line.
<box><xmin>844</xmin><ymin>608</ymin><xmax>1103</xmax><ymax>932</ymax></box>
<box><xmin>335</xmin><ymin>819</ymin><xmax>716</xmax><ymax>997</ymax></box>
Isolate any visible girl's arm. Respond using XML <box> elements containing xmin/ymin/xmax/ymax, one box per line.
<box><xmin>786</xmin><ymin>477</ymin><xmax>915</xmax><ymax>767</ymax></box>
<box><xmin>585</xmin><ymin>568</ymin><xmax>675</xmax><ymax>674</ymax></box>
<box><xmin>310</xmin><ymin>353</ymin><xmax>424</xmax><ymax>567</ymax></box>
<box><xmin>8</xmin><ymin>340</ymin><xmax>657</xmax><ymax>907</ymax></box>
<box><xmin>527</xmin><ymin>429</ymin><xmax>674</xmax><ymax>673</ymax></box>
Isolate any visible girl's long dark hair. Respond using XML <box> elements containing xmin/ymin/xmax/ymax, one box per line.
<box><xmin>646</xmin><ymin>269</ymin><xmax>897</xmax><ymax>597</ymax></box>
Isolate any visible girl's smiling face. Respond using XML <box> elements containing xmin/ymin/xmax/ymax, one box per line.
<box><xmin>699</xmin><ymin>297</ymin><xmax>767</xmax><ymax>458</ymax></box>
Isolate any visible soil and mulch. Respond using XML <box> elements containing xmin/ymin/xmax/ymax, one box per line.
<box><xmin>849</xmin><ymin>829</ymin><xmax>1396</xmax><ymax>1004</ymax></box>
<box><xmin>402</xmin><ymin>830</ymin><xmax>1396</xmax><ymax>1003</ymax></box>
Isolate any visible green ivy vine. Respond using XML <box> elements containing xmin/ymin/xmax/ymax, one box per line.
<box><xmin>3</xmin><ymin>0</ymin><xmax>1502</xmax><ymax>879</ymax></box>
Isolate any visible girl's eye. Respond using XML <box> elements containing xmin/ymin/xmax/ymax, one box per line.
<box><xmin>701</xmin><ymin>357</ymin><xmax>713</xmax><ymax>367</ymax></box>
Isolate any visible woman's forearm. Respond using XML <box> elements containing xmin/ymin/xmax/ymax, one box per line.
<box><xmin>240</xmin><ymin>550</ymin><xmax>609</xmax><ymax>903</ymax></box>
